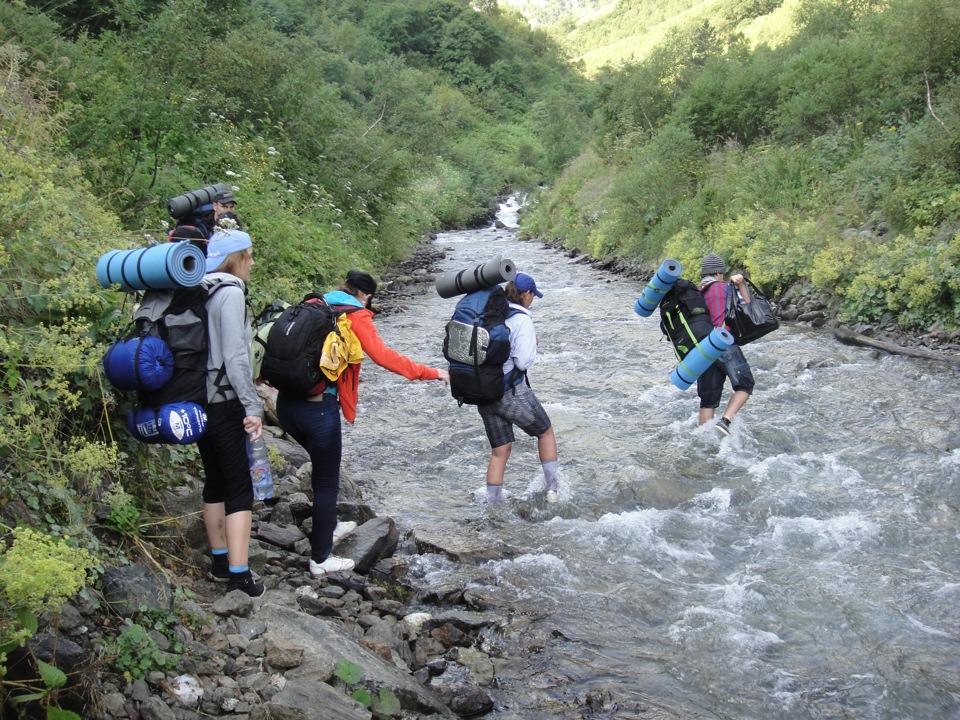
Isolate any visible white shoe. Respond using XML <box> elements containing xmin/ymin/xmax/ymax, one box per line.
<box><xmin>332</xmin><ymin>521</ymin><xmax>358</xmax><ymax>546</ymax></box>
<box><xmin>310</xmin><ymin>556</ymin><xmax>355</xmax><ymax>578</ymax></box>
<box><xmin>546</xmin><ymin>490</ymin><xmax>560</xmax><ymax>503</ymax></box>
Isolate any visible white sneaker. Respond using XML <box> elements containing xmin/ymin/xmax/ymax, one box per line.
<box><xmin>310</xmin><ymin>556</ymin><xmax>355</xmax><ymax>578</ymax></box>
<box><xmin>332</xmin><ymin>521</ymin><xmax>358</xmax><ymax>546</ymax></box>
<box><xmin>546</xmin><ymin>490</ymin><xmax>560</xmax><ymax>503</ymax></box>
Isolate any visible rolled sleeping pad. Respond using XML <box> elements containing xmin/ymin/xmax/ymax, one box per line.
<box><xmin>127</xmin><ymin>402</ymin><xmax>208</xmax><ymax>444</ymax></box>
<box><xmin>669</xmin><ymin>327</ymin><xmax>734</xmax><ymax>391</ymax></box>
<box><xmin>167</xmin><ymin>182</ymin><xmax>230</xmax><ymax>219</ymax></box>
<box><xmin>634</xmin><ymin>259</ymin><xmax>683</xmax><ymax>317</ymax></box>
<box><xmin>102</xmin><ymin>335</ymin><xmax>174</xmax><ymax>392</ymax></box>
<box><xmin>435</xmin><ymin>256</ymin><xmax>516</xmax><ymax>299</ymax></box>
<box><xmin>96</xmin><ymin>242</ymin><xmax>206</xmax><ymax>292</ymax></box>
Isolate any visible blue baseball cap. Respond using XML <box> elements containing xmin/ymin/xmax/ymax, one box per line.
<box><xmin>514</xmin><ymin>272</ymin><xmax>543</xmax><ymax>298</ymax></box>
<box><xmin>205</xmin><ymin>229</ymin><xmax>252</xmax><ymax>273</ymax></box>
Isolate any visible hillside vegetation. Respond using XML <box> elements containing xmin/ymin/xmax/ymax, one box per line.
<box><xmin>0</xmin><ymin>1</ymin><xmax>593</xmax><ymax>706</ymax></box>
<box><xmin>522</xmin><ymin>0</ymin><xmax>960</xmax><ymax>333</ymax></box>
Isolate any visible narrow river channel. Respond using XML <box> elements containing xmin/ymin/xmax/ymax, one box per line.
<box><xmin>342</xmin><ymin>201</ymin><xmax>960</xmax><ymax>719</ymax></box>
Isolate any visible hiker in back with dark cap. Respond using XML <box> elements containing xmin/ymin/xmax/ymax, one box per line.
<box><xmin>171</xmin><ymin>189</ymin><xmax>239</xmax><ymax>241</ymax></box>
<box><xmin>697</xmin><ymin>253</ymin><xmax>755</xmax><ymax>436</ymax></box>
<box><xmin>274</xmin><ymin>270</ymin><xmax>450</xmax><ymax>579</ymax></box>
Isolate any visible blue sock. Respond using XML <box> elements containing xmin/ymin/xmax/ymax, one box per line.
<box><xmin>486</xmin><ymin>484</ymin><xmax>503</xmax><ymax>503</ymax></box>
<box><xmin>229</xmin><ymin>564</ymin><xmax>249</xmax><ymax>574</ymax></box>
<box><xmin>542</xmin><ymin>460</ymin><xmax>559</xmax><ymax>492</ymax></box>
<box><xmin>211</xmin><ymin>548</ymin><xmax>228</xmax><ymax>556</ymax></box>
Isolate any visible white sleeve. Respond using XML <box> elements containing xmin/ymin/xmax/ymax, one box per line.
<box><xmin>506</xmin><ymin>310</ymin><xmax>537</xmax><ymax>371</ymax></box>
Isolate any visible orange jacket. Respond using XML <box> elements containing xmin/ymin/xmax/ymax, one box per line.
<box><xmin>348</xmin><ymin>308</ymin><xmax>440</xmax><ymax>380</ymax></box>
<box><xmin>332</xmin><ymin>306</ymin><xmax>439</xmax><ymax>423</ymax></box>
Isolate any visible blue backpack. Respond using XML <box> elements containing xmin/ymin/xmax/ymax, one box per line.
<box><xmin>443</xmin><ymin>286</ymin><xmax>518</xmax><ymax>406</ymax></box>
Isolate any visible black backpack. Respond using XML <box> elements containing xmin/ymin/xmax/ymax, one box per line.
<box><xmin>260</xmin><ymin>295</ymin><xmax>359</xmax><ymax>397</ymax></box>
<box><xmin>658</xmin><ymin>278</ymin><xmax>716</xmax><ymax>359</ymax></box>
<box><xmin>128</xmin><ymin>277</ymin><xmax>240</xmax><ymax>407</ymax></box>
<box><xmin>443</xmin><ymin>286</ymin><xmax>519</xmax><ymax>406</ymax></box>
<box><xmin>170</xmin><ymin>205</ymin><xmax>215</xmax><ymax>240</ymax></box>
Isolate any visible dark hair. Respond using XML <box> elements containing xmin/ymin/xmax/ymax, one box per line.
<box><xmin>505</xmin><ymin>282</ymin><xmax>524</xmax><ymax>304</ymax></box>
<box><xmin>336</xmin><ymin>281</ymin><xmax>375</xmax><ymax>309</ymax></box>
<box><xmin>214</xmin><ymin>211</ymin><xmax>243</xmax><ymax>231</ymax></box>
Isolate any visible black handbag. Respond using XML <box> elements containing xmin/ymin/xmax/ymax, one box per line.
<box><xmin>725</xmin><ymin>279</ymin><xmax>779</xmax><ymax>346</ymax></box>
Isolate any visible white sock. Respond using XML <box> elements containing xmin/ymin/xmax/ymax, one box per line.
<box><xmin>542</xmin><ymin>460</ymin><xmax>559</xmax><ymax>492</ymax></box>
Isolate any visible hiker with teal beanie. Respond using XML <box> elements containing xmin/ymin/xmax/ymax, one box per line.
<box><xmin>697</xmin><ymin>253</ymin><xmax>755</xmax><ymax>436</ymax></box>
<box><xmin>477</xmin><ymin>272</ymin><xmax>561</xmax><ymax>504</ymax></box>
<box><xmin>198</xmin><ymin>229</ymin><xmax>265</xmax><ymax>597</ymax></box>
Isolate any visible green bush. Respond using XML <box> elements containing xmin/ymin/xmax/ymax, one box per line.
<box><xmin>0</xmin><ymin>527</ymin><xmax>95</xmax><ymax>655</ymax></box>
<box><xmin>108</xmin><ymin>609</ymin><xmax>184</xmax><ymax>680</ymax></box>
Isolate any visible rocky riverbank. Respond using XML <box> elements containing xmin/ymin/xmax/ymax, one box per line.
<box><xmin>14</xmin><ymin>239</ymin><xmax>509</xmax><ymax>720</ymax></box>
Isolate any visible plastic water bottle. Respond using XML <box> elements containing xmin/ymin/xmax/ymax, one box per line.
<box><xmin>246</xmin><ymin>434</ymin><xmax>274</xmax><ymax>502</ymax></box>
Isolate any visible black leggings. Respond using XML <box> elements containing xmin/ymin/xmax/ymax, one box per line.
<box><xmin>197</xmin><ymin>398</ymin><xmax>253</xmax><ymax>514</ymax></box>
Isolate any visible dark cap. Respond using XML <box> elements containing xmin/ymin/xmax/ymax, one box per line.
<box><xmin>346</xmin><ymin>269</ymin><xmax>377</xmax><ymax>295</ymax></box>
<box><xmin>514</xmin><ymin>272</ymin><xmax>543</xmax><ymax>298</ymax></box>
<box><xmin>701</xmin><ymin>253</ymin><xmax>728</xmax><ymax>276</ymax></box>
<box><xmin>213</xmin><ymin>190</ymin><xmax>236</xmax><ymax>204</ymax></box>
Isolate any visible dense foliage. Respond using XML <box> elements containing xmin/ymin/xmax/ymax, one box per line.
<box><xmin>523</xmin><ymin>0</ymin><xmax>960</xmax><ymax>330</ymax></box>
<box><xmin>0</xmin><ymin>2</ymin><xmax>592</xmax><ymax>709</ymax></box>
<box><xmin>0</xmin><ymin>0</ymin><xmax>592</xmax><ymax>530</ymax></box>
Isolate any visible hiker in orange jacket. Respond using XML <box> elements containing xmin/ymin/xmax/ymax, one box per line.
<box><xmin>275</xmin><ymin>270</ymin><xmax>448</xmax><ymax>579</ymax></box>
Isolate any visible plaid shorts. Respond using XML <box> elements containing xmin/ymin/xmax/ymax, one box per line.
<box><xmin>477</xmin><ymin>382</ymin><xmax>552</xmax><ymax>448</ymax></box>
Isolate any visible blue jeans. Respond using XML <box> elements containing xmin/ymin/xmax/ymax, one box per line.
<box><xmin>276</xmin><ymin>393</ymin><xmax>342</xmax><ymax>563</ymax></box>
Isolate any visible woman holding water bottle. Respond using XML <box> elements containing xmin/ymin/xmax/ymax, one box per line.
<box><xmin>197</xmin><ymin>229</ymin><xmax>265</xmax><ymax>598</ymax></box>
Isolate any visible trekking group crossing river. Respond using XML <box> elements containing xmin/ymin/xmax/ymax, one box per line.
<box><xmin>337</xmin><ymin>200</ymin><xmax>960</xmax><ymax>719</ymax></box>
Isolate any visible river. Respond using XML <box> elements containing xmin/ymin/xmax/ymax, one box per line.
<box><xmin>342</xmin><ymin>199</ymin><xmax>960</xmax><ymax>719</ymax></box>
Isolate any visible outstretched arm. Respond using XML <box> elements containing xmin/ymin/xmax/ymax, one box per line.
<box><xmin>350</xmin><ymin>310</ymin><xmax>442</xmax><ymax>381</ymax></box>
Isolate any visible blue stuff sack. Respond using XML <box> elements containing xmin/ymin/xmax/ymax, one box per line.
<box><xmin>442</xmin><ymin>286</ymin><xmax>514</xmax><ymax>406</ymax></box>
<box><xmin>103</xmin><ymin>335</ymin><xmax>175</xmax><ymax>392</ymax></box>
<box><xmin>127</xmin><ymin>402</ymin><xmax>208</xmax><ymax>444</ymax></box>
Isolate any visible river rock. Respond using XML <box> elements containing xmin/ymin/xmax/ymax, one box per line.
<box><xmin>257</xmin><ymin>600</ymin><xmax>457</xmax><ymax>717</ymax></box>
<box><xmin>101</xmin><ymin>564</ymin><xmax>172</xmax><ymax>617</ymax></box>
<box><xmin>337</xmin><ymin>516</ymin><xmax>399</xmax><ymax>572</ymax></box>
<box><xmin>256</xmin><ymin>521</ymin><xmax>306</xmax><ymax>549</ymax></box>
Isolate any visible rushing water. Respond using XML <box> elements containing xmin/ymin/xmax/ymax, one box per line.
<box><xmin>343</xmin><ymin>201</ymin><xmax>960</xmax><ymax>719</ymax></box>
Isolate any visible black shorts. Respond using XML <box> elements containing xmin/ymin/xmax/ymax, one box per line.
<box><xmin>197</xmin><ymin>398</ymin><xmax>253</xmax><ymax>514</ymax></box>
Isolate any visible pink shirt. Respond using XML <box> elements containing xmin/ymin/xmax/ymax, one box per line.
<box><xmin>701</xmin><ymin>280</ymin><xmax>730</xmax><ymax>330</ymax></box>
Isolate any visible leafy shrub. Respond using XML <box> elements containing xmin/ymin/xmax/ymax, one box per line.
<box><xmin>107</xmin><ymin>610</ymin><xmax>183</xmax><ymax>680</ymax></box>
<box><xmin>333</xmin><ymin>660</ymin><xmax>402</xmax><ymax>719</ymax></box>
<box><xmin>0</xmin><ymin>528</ymin><xmax>95</xmax><ymax>656</ymax></box>
<box><xmin>103</xmin><ymin>486</ymin><xmax>141</xmax><ymax>538</ymax></box>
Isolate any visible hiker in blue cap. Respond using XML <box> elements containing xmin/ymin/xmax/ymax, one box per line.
<box><xmin>477</xmin><ymin>272</ymin><xmax>562</xmax><ymax>504</ymax></box>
